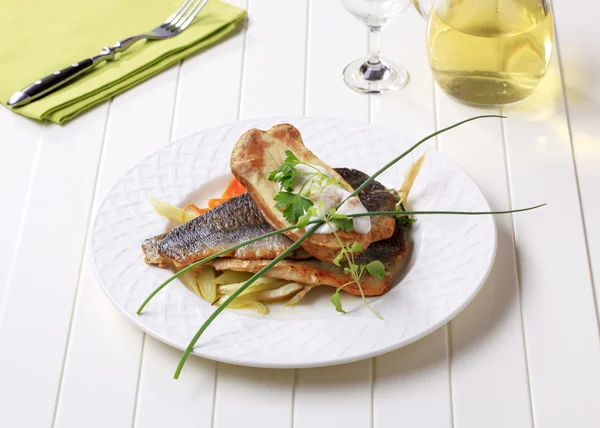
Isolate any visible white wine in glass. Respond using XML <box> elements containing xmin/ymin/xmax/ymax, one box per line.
<box><xmin>341</xmin><ymin>0</ymin><xmax>412</xmax><ymax>94</ymax></box>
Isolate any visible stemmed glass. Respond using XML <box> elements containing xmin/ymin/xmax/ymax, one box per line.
<box><xmin>341</xmin><ymin>0</ymin><xmax>412</xmax><ymax>94</ymax></box>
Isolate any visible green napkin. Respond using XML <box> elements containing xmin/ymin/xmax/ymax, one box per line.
<box><xmin>0</xmin><ymin>0</ymin><xmax>245</xmax><ymax>123</ymax></box>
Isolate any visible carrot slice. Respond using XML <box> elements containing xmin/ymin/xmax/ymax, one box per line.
<box><xmin>208</xmin><ymin>198</ymin><xmax>229</xmax><ymax>209</ymax></box>
<box><xmin>184</xmin><ymin>203</ymin><xmax>210</xmax><ymax>215</ymax></box>
<box><xmin>186</xmin><ymin>179</ymin><xmax>247</xmax><ymax>215</ymax></box>
<box><xmin>181</xmin><ymin>204</ymin><xmax>210</xmax><ymax>222</ymax></box>
<box><xmin>222</xmin><ymin>178</ymin><xmax>246</xmax><ymax>198</ymax></box>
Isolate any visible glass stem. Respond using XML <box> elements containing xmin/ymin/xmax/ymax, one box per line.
<box><xmin>367</xmin><ymin>27</ymin><xmax>382</xmax><ymax>66</ymax></box>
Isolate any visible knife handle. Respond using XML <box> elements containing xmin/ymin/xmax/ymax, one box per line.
<box><xmin>7</xmin><ymin>57</ymin><xmax>97</xmax><ymax>108</ymax></box>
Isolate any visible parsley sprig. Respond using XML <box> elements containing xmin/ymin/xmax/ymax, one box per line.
<box><xmin>267</xmin><ymin>150</ymin><xmax>301</xmax><ymax>192</ymax></box>
<box><xmin>396</xmin><ymin>202</ymin><xmax>417</xmax><ymax>230</ymax></box>
<box><xmin>273</xmin><ymin>192</ymin><xmax>314</xmax><ymax>223</ymax></box>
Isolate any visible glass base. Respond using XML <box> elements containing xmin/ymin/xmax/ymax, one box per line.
<box><xmin>343</xmin><ymin>57</ymin><xmax>409</xmax><ymax>94</ymax></box>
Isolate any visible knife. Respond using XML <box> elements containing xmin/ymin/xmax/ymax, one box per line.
<box><xmin>7</xmin><ymin>47</ymin><xmax>115</xmax><ymax>108</ymax></box>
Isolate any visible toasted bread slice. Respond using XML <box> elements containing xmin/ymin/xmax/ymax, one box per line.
<box><xmin>230</xmin><ymin>124</ymin><xmax>395</xmax><ymax>262</ymax></box>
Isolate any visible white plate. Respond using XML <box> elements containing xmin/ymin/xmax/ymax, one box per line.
<box><xmin>91</xmin><ymin>117</ymin><xmax>496</xmax><ymax>368</ymax></box>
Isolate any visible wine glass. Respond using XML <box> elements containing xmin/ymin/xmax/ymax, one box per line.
<box><xmin>341</xmin><ymin>0</ymin><xmax>412</xmax><ymax>94</ymax></box>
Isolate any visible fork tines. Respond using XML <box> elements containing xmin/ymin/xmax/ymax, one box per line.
<box><xmin>165</xmin><ymin>0</ymin><xmax>209</xmax><ymax>32</ymax></box>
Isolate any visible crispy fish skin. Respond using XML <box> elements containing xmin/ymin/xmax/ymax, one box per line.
<box><xmin>143</xmin><ymin>168</ymin><xmax>397</xmax><ymax>268</ymax></box>
<box><xmin>143</xmin><ymin>193</ymin><xmax>309</xmax><ymax>267</ymax></box>
<box><xmin>230</xmin><ymin>124</ymin><xmax>396</xmax><ymax>262</ymax></box>
<box><xmin>209</xmin><ymin>226</ymin><xmax>408</xmax><ymax>297</ymax></box>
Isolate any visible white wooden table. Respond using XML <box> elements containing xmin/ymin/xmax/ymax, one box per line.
<box><xmin>1</xmin><ymin>1</ymin><xmax>599</xmax><ymax>427</ymax></box>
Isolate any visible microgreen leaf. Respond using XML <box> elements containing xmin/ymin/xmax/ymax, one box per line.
<box><xmin>296</xmin><ymin>206</ymin><xmax>317</xmax><ymax>229</ymax></box>
<box><xmin>274</xmin><ymin>192</ymin><xmax>314</xmax><ymax>223</ymax></box>
<box><xmin>333</xmin><ymin>249</ymin><xmax>345</xmax><ymax>267</ymax></box>
<box><xmin>397</xmin><ymin>215</ymin><xmax>417</xmax><ymax>230</ymax></box>
<box><xmin>325</xmin><ymin>177</ymin><xmax>344</xmax><ymax>188</ymax></box>
<box><xmin>350</xmin><ymin>241</ymin><xmax>363</xmax><ymax>253</ymax></box>
<box><xmin>365</xmin><ymin>260</ymin><xmax>385</xmax><ymax>279</ymax></box>
<box><xmin>343</xmin><ymin>264</ymin><xmax>358</xmax><ymax>275</ymax></box>
<box><xmin>330</xmin><ymin>289</ymin><xmax>346</xmax><ymax>314</ymax></box>
<box><xmin>329</xmin><ymin>212</ymin><xmax>354</xmax><ymax>232</ymax></box>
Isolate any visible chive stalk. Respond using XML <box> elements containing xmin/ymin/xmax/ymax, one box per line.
<box><xmin>341</xmin><ymin>115</ymin><xmax>504</xmax><ymax>203</ymax></box>
<box><xmin>346</xmin><ymin>204</ymin><xmax>547</xmax><ymax>218</ymax></box>
<box><xmin>173</xmin><ymin>227</ymin><xmax>317</xmax><ymax>378</ymax></box>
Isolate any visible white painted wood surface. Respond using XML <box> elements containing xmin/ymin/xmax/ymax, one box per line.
<box><xmin>1</xmin><ymin>0</ymin><xmax>599</xmax><ymax>427</ymax></box>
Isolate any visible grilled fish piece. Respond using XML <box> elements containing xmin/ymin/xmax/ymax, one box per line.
<box><xmin>209</xmin><ymin>225</ymin><xmax>408</xmax><ymax>297</ymax></box>
<box><xmin>142</xmin><ymin>192</ymin><xmax>310</xmax><ymax>267</ymax></box>
<box><xmin>142</xmin><ymin>168</ymin><xmax>397</xmax><ymax>267</ymax></box>
<box><xmin>231</xmin><ymin>124</ymin><xmax>397</xmax><ymax>262</ymax></box>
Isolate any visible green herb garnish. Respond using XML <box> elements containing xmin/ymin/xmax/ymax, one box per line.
<box><xmin>329</xmin><ymin>209</ymin><xmax>354</xmax><ymax>232</ymax></box>
<box><xmin>296</xmin><ymin>206</ymin><xmax>319</xmax><ymax>229</ymax></box>
<box><xmin>273</xmin><ymin>192</ymin><xmax>314</xmax><ymax>223</ymax></box>
<box><xmin>345</xmin><ymin>205</ymin><xmax>547</xmax><ymax>219</ymax></box>
<box><xmin>329</xmin><ymin>258</ymin><xmax>387</xmax><ymax>315</ymax></box>
<box><xmin>324</xmin><ymin>212</ymin><xmax>384</xmax><ymax>318</ymax></box>
<box><xmin>397</xmin><ymin>215</ymin><xmax>417</xmax><ymax>230</ymax></box>
<box><xmin>267</xmin><ymin>150</ymin><xmax>300</xmax><ymax>191</ymax></box>
<box><xmin>364</xmin><ymin>260</ymin><xmax>385</xmax><ymax>278</ymax></box>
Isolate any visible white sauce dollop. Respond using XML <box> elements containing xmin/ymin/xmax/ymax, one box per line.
<box><xmin>290</xmin><ymin>164</ymin><xmax>371</xmax><ymax>234</ymax></box>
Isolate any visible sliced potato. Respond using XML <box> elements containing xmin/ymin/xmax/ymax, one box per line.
<box><xmin>198</xmin><ymin>266</ymin><xmax>217</xmax><ymax>303</ymax></box>
<box><xmin>215</xmin><ymin>296</ymin><xmax>268</xmax><ymax>314</ymax></box>
<box><xmin>397</xmin><ymin>153</ymin><xmax>426</xmax><ymax>204</ymax></box>
<box><xmin>218</xmin><ymin>277</ymin><xmax>286</xmax><ymax>297</ymax></box>
<box><xmin>149</xmin><ymin>196</ymin><xmax>185</xmax><ymax>223</ymax></box>
<box><xmin>180</xmin><ymin>271</ymin><xmax>201</xmax><ymax>297</ymax></box>
<box><xmin>244</xmin><ymin>283</ymin><xmax>305</xmax><ymax>302</ymax></box>
<box><xmin>212</xmin><ymin>270</ymin><xmax>253</xmax><ymax>286</ymax></box>
<box><xmin>149</xmin><ymin>196</ymin><xmax>198</xmax><ymax>223</ymax></box>
<box><xmin>284</xmin><ymin>286</ymin><xmax>314</xmax><ymax>306</ymax></box>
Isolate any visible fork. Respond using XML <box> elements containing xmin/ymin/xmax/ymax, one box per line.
<box><xmin>8</xmin><ymin>0</ymin><xmax>208</xmax><ymax>108</ymax></box>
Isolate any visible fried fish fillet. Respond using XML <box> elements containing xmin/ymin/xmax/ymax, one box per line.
<box><xmin>209</xmin><ymin>225</ymin><xmax>408</xmax><ymax>297</ymax></box>
<box><xmin>230</xmin><ymin>124</ymin><xmax>396</xmax><ymax>262</ymax></box>
<box><xmin>142</xmin><ymin>192</ymin><xmax>311</xmax><ymax>267</ymax></box>
<box><xmin>142</xmin><ymin>168</ymin><xmax>397</xmax><ymax>268</ymax></box>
